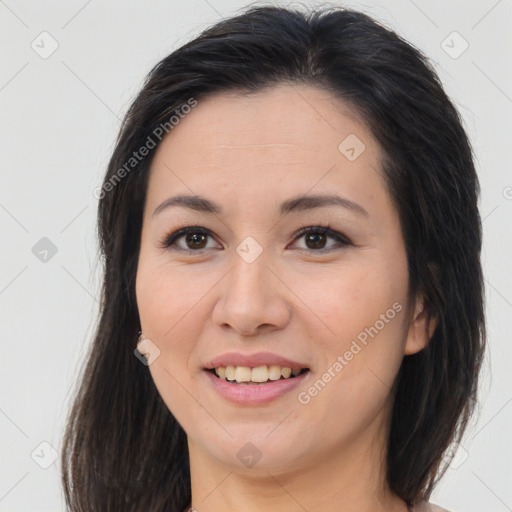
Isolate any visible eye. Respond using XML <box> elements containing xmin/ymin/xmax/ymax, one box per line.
<box><xmin>158</xmin><ymin>226</ymin><xmax>220</xmax><ymax>252</ymax></box>
<box><xmin>291</xmin><ymin>225</ymin><xmax>352</xmax><ymax>252</ymax></box>
<box><xmin>158</xmin><ymin>224</ymin><xmax>352</xmax><ymax>254</ymax></box>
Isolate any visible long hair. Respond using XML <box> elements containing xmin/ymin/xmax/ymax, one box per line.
<box><xmin>61</xmin><ymin>5</ymin><xmax>485</xmax><ymax>511</ymax></box>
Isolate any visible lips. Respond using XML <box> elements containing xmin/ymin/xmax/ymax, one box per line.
<box><xmin>203</xmin><ymin>367</ymin><xmax>310</xmax><ymax>405</ymax></box>
<box><xmin>202</xmin><ymin>351</ymin><xmax>311</xmax><ymax>405</ymax></box>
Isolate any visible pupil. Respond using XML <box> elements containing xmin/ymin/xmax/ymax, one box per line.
<box><xmin>187</xmin><ymin>233</ymin><xmax>206</xmax><ymax>249</ymax></box>
<box><xmin>306</xmin><ymin>233</ymin><xmax>325</xmax><ymax>249</ymax></box>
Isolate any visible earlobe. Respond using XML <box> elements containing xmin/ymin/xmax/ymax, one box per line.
<box><xmin>404</xmin><ymin>296</ymin><xmax>437</xmax><ymax>355</ymax></box>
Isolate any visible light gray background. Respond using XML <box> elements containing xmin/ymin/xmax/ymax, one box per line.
<box><xmin>1</xmin><ymin>1</ymin><xmax>511</xmax><ymax>511</ymax></box>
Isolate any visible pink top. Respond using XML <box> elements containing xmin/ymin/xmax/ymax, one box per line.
<box><xmin>185</xmin><ymin>502</ymin><xmax>450</xmax><ymax>511</ymax></box>
<box><xmin>411</xmin><ymin>502</ymin><xmax>450</xmax><ymax>512</ymax></box>
<box><xmin>183</xmin><ymin>501</ymin><xmax>449</xmax><ymax>512</ymax></box>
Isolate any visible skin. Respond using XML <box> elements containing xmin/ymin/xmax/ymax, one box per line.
<box><xmin>135</xmin><ymin>84</ymin><xmax>436</xmax><ymax>512</ymax></box>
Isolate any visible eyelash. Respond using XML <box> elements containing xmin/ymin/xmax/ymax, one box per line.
<box><xmin>158</xmin><ymin>224</ymin><xmax>352</xmax><ymax>254</ymax></box>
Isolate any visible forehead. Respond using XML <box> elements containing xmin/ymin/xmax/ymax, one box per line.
<box><xmin>146</xmin><ymin>84</ymin><xmax>388</xmax><ymax>216</ymax></box>
<box><xmin>156</xmin><ymin>84</ymin><xmax>374</xmax><ymax>153</ymax></box>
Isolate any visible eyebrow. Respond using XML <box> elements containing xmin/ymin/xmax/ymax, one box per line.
<box><xmin>152</xmin><ymin>193</ymin><xmax>368</xmax><ymax>218</ymax></box>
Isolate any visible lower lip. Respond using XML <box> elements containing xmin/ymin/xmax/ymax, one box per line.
<box><xmin>203</xmin><ymin>370</ymin><xmax>310</xmax><ymax>406</ymax></box>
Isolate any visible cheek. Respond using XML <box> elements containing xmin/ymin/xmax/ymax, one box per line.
<box><xmin>293</xmin><ymin>256</ymin><xmax>408</xmax><ymax>404</ymax></box>
<box><xmin>136</xmin><ymin>256</ymin><xmax>211</xmax><ymax>339</ymax></box>
<box><xmin>293</xmin><ymin>253</ymin><xmax>408</xmax><ymax>344</ymax></box>
<box><xmin>136</xmin><ymin>260</ymin><xmax>210</xmax><ymax>427</ymax></box>
<box><xmin>135</xmin><ymin>258</ymin><xmax>208</xmax><ymax>390</ymax></box>
<box><xmin>136</xmin><ymin>260</ymin><xmax>203</xmax><ymax>424</ymax></box>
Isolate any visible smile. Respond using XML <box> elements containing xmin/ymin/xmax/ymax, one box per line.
<box><xmin>208</xmin><ymin>365</ymin><xmax>309</xmax><ymax>384</ymax></box>
<box><xmin>203</xmin><ymin>366</ymin><xmax>311</xmax><ymax>405</ymax></box>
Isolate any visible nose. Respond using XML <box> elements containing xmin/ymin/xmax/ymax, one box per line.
<box><xmin>211</xmin><ymin>247</ymin><xmax>291</xmax><ymax>337</ymax></box>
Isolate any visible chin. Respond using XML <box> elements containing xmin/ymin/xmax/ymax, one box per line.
<box><xmin>193</xmin><ymin>425</ymin><xmax>308</xmax><ymax>473</ymax></box>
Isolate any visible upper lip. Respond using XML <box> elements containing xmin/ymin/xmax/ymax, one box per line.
<box><xmin>204</xmin><ymin>351</ymin><xmax>309</xmax><ymax>371</ymax></box>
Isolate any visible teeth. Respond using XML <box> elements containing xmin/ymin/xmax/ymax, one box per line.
<box><xmin>281</xmin><ymin>367</ymin><xmax>292</xmax><ymax>378</ymax></box>
<box><xmin>225</xmin><ymin>365</ymin><xmax>236</xmax><ymax>381</ymax></box>
<box><xmin>251</xmin><ymin>365</ymin><xmax>268</xmax><ymax>382</ymax></box>
<box><xmin>212</xmin><ymin>365</ymin><xmax>306</xmax><ymax>383</ymax></box>
<box><xmin>235</xmin><ymin>366</ymin><xmax>251</xmax><ymax>383</ymax></box>
<box><xmin>268</xmin><ymin>365</ymin><xmax>282</xmax><ymax>380</ymax></box>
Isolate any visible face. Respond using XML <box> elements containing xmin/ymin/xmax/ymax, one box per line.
<box><xmin>135</xmin><ymin>84</ymin><xmax>430</xmax><ymax>476</ymax></box>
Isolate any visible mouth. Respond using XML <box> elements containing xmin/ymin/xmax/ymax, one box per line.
<box><xmin>203</xmin><ymin>364</ymin><xmax>311</xmax><ymax>405</ymax></box>
<box><xmin>205</xmin><ymin>365</ymin><xmax>310</xmax><ymax>385</ymax></box>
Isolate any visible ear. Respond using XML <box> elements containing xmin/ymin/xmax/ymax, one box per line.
<box><xmin>404</xmin><ymin>295</ymin><xmax>437</xmax><ymax>355</ymax></box>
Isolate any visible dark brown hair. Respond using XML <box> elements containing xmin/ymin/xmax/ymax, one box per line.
<box><xmin>61</xmin><ymin>5</ymin><xmax>485</xmax><ymax>511</ymax></box>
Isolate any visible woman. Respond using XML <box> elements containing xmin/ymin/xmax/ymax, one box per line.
<box><xmin>61</xmin><ymin>5</ymin><xmax>485</xmax><ymax>512</ymax></box>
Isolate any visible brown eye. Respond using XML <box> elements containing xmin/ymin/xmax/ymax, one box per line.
<box><xmin>160</xmin><ymin>226</ymin><xmax>220</xmax><ymax>252</ymax></box>
<box><xmin>304</xmin><ymin>232</ymin><xmax>327</xmax><ymax>250</ymax></box>
<box><xmin>185</xmin><ymin>232</ymin><xmax>208</xmax><ymax>249</ymax></box>
<box><xmin>293</xmin><ymin>225</ymin><xmax>352</xmax><ymax>252</ymax></box>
